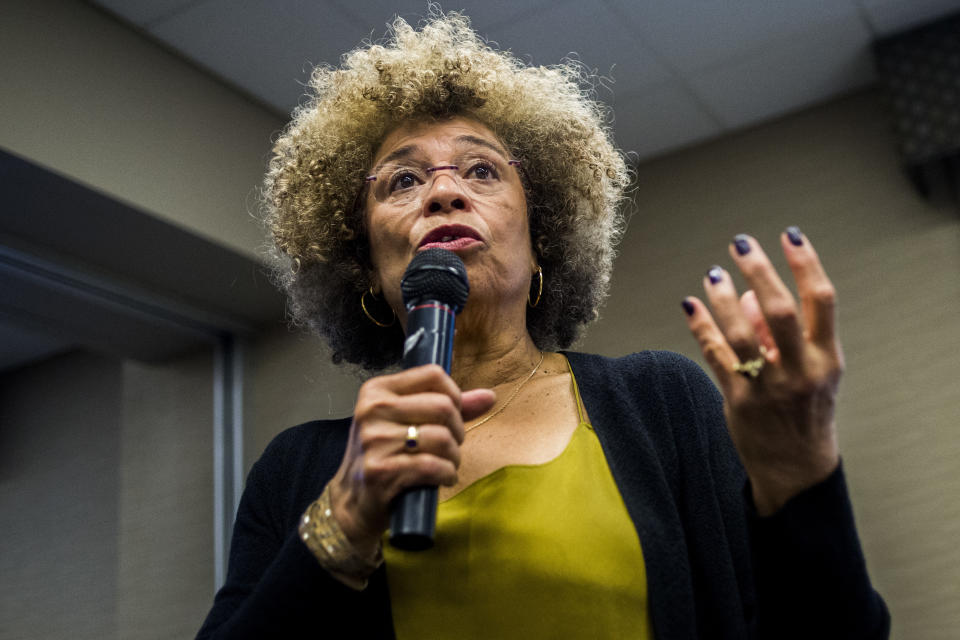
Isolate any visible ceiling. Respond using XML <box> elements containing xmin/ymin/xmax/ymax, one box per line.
<box><xmin>88</xmin><ymin>0</ymin><xmax>960</xmax><ymax>159</ymax></box>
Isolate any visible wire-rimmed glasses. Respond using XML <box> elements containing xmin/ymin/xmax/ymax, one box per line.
<box><xmin>365</xmin><ymin>153</ymin><xmax>522</xmax><ymax>206</ymax></box>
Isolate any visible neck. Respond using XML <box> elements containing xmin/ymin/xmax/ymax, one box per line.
<box><xmin>448</xmin><ymin>303</ymin><xmax>541</xmax><ymax>391</ymax></box>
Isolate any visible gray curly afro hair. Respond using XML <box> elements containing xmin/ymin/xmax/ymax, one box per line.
<box><xmin>263</xmin><ymin>10</ymin><xmax>630</xmax><ymax>371</ymax></box>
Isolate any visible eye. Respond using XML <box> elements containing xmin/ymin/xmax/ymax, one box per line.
<box><xmin>389</xmin><ymin>170</ymin><xmax>421</xmax><ymax>193</ymax></box>
<box><xmin>466</xmin><ymin>161</ymin><xmax>499</xmax><ymax>181</ymax></box>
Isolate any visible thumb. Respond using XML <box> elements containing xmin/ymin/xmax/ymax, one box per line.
<box><xmin>461</xmin><ymin>388</ymin><xmax>496</xmax><ymax>421</ymax></box>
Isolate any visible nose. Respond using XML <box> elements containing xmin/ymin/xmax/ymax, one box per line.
<box><xmin>423</xmin><ymin>171</ymin><xmax>468</xmax><ymax>214</ymax></box>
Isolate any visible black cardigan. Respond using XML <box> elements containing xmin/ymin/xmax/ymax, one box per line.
<box><xmin>197</xmin><ymin>351</ymin><xmax>890</xmax><ymax>639</ymax></box>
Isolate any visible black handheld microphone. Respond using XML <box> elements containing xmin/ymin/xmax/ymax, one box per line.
<box><xmin>389</xmin><ymin>248</ymin><xmax>469</xmax><ymax>551</ymax></box>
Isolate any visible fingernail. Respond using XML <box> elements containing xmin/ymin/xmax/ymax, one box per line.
<box><xmin>733</xmin><ymin>234</ymin><xmax>752</xmax><ymax>256</ymax></box>
<box><xmin>682</xmin><ymin>299</ymin><xmax>695</xmax><ymax>316</ymax></box>
<box><xmin>786</xmin><ymin>226</ymin><xmax>804</xmax><ymax>246</ymax></box>
<box><xmin>707</xmin><ymin>265</ymin><xmax>723</xmax><ymax>284</ymax></box>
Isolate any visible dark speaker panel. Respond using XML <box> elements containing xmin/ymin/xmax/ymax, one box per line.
<box><xmin>874</xmin><ymin>11</ymin><xmax>960</xmax><ymax>205</ymax></box>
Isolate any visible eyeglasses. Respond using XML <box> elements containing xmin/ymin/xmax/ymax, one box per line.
<box><xmin>365</xmin><ymin>153</ymin><xmax>522</xmax><ymax>206</ymax></box>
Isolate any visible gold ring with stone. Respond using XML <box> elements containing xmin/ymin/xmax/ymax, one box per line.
<box><xmin>733</xmin><ymin>357</ymin><xmax>765</xmax><ymax>379</ymax></box>
<box><xmin>404</xmin><ymin>425</ymin><xmax>421</xmax><ymax>452</ymax></box>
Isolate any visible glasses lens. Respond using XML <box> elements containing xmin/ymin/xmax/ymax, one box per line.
<box><xmin>367</xmin><ymin>152</ymin><xmax>520</xmax><ymax>205</ymax></box>
<box><xmin>369</xmin><ymin>165</ymin><xmax>427</xmax><ymax>204</ymax></box>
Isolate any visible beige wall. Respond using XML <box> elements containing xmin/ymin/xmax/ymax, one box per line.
<box><xmin>0</xmin><ymin>0</ymin><xmax>283</xmax><ymax>260</ymax></box>
<box><xmin>116</xmin><ymin>353</ymin><xmax>214</xmax><ymax>639</ymax></box>
<box><xmin>0</xmin><ymin>348</ymin><xmax>214</xmax><ymax>640</ymax></box>
<box><xmin>0</xmin><ymin>353</ymin><xmax>122</xmax><ymax>639</ymax></box>
<box><xmin>247</xmin><ymin>90</ymin><xmax>960</xmax><ymax>639</ymax></box>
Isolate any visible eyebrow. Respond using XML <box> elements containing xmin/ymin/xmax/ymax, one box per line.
<box><xmin>371</xmin><ymin>135</ymin><xmax>510</xmax><ymax>172</ymax></box>
<box><xmin>375</xmin><ymin>144</ymin><xmax>419</xmax><ymax>169</ymax></box>
<box><xmin>454</xmin><ymin>135</ymin><xmax>510</xmax><ymax>159</ymax></box>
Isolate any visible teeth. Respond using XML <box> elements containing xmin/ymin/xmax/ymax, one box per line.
<box><xmin>441</xmin><ymin>236</ymin><xmax>454</xmax><ymax>242</ymax></box>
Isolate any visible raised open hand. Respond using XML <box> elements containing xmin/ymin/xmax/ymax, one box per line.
<box><xmin>683</xmin><ymin>228</ymin><xmax>844</xmax><ymax>516</ymax></box>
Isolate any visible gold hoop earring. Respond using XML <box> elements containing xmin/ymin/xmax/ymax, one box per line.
<box><xmin>361</xmin><ymin>287</ymin><xmax>396</xmax><ymax>327</ymax></box>
<box><xmin>528</xmin><ymin>266</ymin><xmax>543</xmax><ymax>308</ymax></box>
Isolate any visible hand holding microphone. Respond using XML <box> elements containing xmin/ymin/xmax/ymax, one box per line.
<box><xmin>325</xmin><ymin>250</ymin><xmax>493</xmax><ymax>557</ymax></box>
<box><xmin>390</xmin><ymin>248</ymin><xmax>470</xmax><ymax>550</ymax></box>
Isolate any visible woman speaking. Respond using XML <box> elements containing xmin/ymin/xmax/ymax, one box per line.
<box><xmin>197</xmin><ymin>11</ymin><xmax>888</xmax><ymax>639</ymax></box>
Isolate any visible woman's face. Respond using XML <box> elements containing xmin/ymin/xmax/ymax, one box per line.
<box><xmin>365</xmin><ymin>117</ymin><xmax>534</xmax><ymax>319</ymax></box>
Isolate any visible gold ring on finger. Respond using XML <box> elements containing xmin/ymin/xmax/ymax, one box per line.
<box><xmin>404</xmin><ymin>425</ymin><xmax>421</xmax><ymax>453</ymax></box>
<box><xmin>732</xmin><ymin>356</ymin><xmax>765</xmax><ymax>379</ymax></box>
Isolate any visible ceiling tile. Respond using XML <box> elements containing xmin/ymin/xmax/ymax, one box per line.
<box><xmin>606</xmin><ymin>0</ymin><xmax>862</xmax><ymax>72</ymax></box>
<box><xmin>684</xmin><ymin>9</ymin><xmax>875</xmax><ymax>129</ymax></box>
<box><xmin>92</xmin><ymin>0</ymin><xmax>213</xmax><ymax>27</ymax></box>
<box><xmin>859</xmin><ymin>0</ymin><xmax>960</xmax><ymax>35</ymax></box>
<box><xmin>334</xmin><ymin>1</ymin><xmax>674</xmax><ymax>95</ymax></box>
<box><xmin>89</xmin><ymin>0</ymin><xmax>918</xmax><ymax>161</ymax></box>
<box><xmin>611</xmin><ymin>83</ymin><xmax>722</xmax><ymax>160</ymax></box>
<box><xmin>147</xmin><ymin>0</ymin><xmax>370</xmax><ymax>113</ymax></box>
<box><xmin>474</xmin><ymin>1</ymin><xmax>673</xmax><ymax>94</ymax></box>
<box><xmin>335</xmin><ymin>0</ymin><xmax>569</xmax><ymax>35</ymax></box>
<box><xmin>148</xmin><ymin>0</ymin><xmax>674</xmax><ymax>115</ymax></box>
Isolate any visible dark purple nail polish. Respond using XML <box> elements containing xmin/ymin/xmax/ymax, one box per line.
<box><xmin>786</xmin><ymin>226</ymin><xmax>804</xmax><ymax>246</ymax></box>
<box><xmin>733</xmin><ymin>234</ymin><xmax>751</xmax><ymax>256</ymax></box>
<box><xmin>707</xmin><ymin>265</ymin><xmax>723</xmax><ymax>284</ymax></box>
<box><xmin>682</xmin><ymin>299</ymin><xmax>695</xmax><ymax>316</ymax></box>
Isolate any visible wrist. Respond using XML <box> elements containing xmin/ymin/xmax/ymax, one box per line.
<box><xmin>299</xmin><ymin>484</ymin><xmax>383</xmax><ymax>590</ymax></box>
<box><xmin>748</xmin><ymin>454</ymin><xmax>840</xmax><ymax>516</ymax></box>
<box><xmin>326</xmin><ymin>475</ymin><xmax>383</xmax><ymax>554</ymax></box>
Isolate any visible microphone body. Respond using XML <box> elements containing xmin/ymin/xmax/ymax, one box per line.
<box><xmin>389</xmin><ymin>249</ymin><xmax>469</xmax><ymax>551</ymax></box>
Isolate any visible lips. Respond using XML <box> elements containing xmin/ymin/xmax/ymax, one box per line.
<box><xmin>417</xmin><ymin>224</ymin><xmax>483</xmax><ymax>251</ymax></box>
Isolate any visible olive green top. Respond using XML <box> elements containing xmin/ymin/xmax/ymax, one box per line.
<box><xmin>383</xmin><ymin>366</ymin><xmax>653</xmax><ymax>639</ymax></box>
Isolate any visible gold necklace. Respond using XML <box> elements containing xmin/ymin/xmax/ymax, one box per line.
<box><xmin>465</xmin><ymin>351</ymin><xmax>544</xmax><ymax>434</ymax></box>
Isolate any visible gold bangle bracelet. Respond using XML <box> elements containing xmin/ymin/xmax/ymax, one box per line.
<box><xmin>298</xmin><ymin>484</ymin><xmax>383</xmax><ymax>590</ymax></box>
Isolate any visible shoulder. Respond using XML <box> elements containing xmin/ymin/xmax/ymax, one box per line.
<box><xmin>256</xmin><ymin>417</ymin><xmax>352</xmax><ymax>468</ymax></box>
<box><xmin>563</xmin><ymin>350</ymin><xmax>725</xmax><ymax>454</ymax></box>
<box><xmin>564</xmin><ymin>348</ymin><xmax>704</xmax><ymax>371</ymax></box>
<box><xmin>258</xmin><ymin>417</ymin><xmax>353</xmax><ymax>462</ymax></box>
<box><xmin>247</xmin><ymin>417</ymin><xmax>353</xmax><ymax>506</ymax></box>
<box><xmin>235</xmin><ymin>417</ymin><xmax>354</xmax><ymax>539</ymax></box>
<box><xmin>563</xmin><ymin>349</ymin><xmax>718</xmax><ymax>400</ymax></box>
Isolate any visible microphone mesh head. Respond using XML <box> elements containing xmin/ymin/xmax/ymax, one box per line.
<box><xmin>401</xmin><ymin>249</ymin><xmax>470</xmax><ymax>311</ymax></box>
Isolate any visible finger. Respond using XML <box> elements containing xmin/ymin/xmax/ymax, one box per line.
<box><xmin>740</xmin><ymin>290</ymin><xmax>779</xmax><ymax>363</ymax></box>
<box><xmin>780</xmin><ymin>227</ymin><xmax>837</xmax><ymax>349</ymax></box>
<box><xmin>355</xmin><ymin>391</ymin><xmax>463</xmax><ymax>460</ymax></box>
<box><xmin>399</xmin><ymin>454</ymin><xmax>459</xmax><ymax>488</ymax></box>
<box><xmin>702</xmin><ymin>265</ymin><xmax>759</xmax><ymax>363</ymax></box>
<box><xmin>395</xmin><ymin>424</ymin><xmax>462</xmax><ymax>467</ymax></box>
<box><xmin>728</xmin><ymin>234</ymin><xmax>804</xmax><ymax>366</ymax></box>
<box><xmin>682</xmin><ymin>296</ymin><xmax>739</xmax><ymax>394</ymax></box>
<box><xmin>376</xmin><ymin>364</ymin><xmax>462</xmax><ymax>406</ymax></box>
<box><xmin>461</xmin><ymin>388</ymin><xmax>497</xmax><ymax>424</ymax></box>
<box><xmin>382</xmin><ymin>391</ymin><xmax>464</xmax><ymax>432</ymax></box>
<box><xmin>363</xmin><ymin>452</ymin><xmax>459</xmax><ymax>499</ymax></box>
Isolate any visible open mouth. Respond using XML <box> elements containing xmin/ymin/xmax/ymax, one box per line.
<box><xmin>418</xmin><ymin>224</ymin><xmax>483</xmax><ymax>251</ymax></box>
